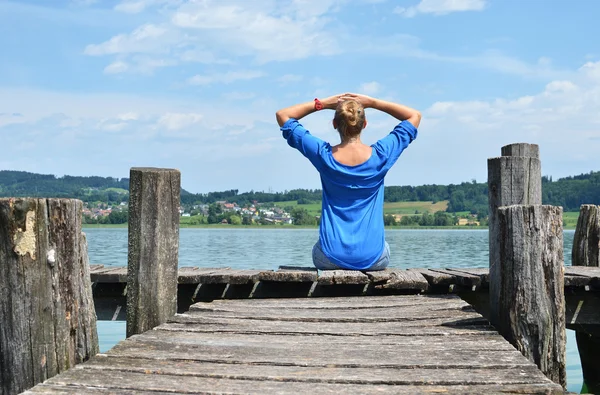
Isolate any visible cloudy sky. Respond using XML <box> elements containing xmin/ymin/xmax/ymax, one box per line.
<box><xmin>1</xmin><ymin>0</ymin><xmax>599</xmax><ymax>193</ymax></box>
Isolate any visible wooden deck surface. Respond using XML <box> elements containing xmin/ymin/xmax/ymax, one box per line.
<box><xmin>26</xmin><ymin>294</ymin><xmax>563</xmax><ymax>394</ymax></box>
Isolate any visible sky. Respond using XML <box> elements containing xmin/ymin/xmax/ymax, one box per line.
<box><xmin>1</xmin><ymin>0</ymin><xmax>599</xmax><ymax>194</ymax></box>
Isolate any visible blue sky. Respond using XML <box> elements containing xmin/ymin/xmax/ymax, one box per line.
<box><xmin>1</xmin><ymin>0</ymin><xmax>599</xmax><ymax>193</ymax></box>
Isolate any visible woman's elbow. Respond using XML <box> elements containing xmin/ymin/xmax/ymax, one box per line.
<box><xmin>410</xmin><ymin>111</ymin><xmax>422</xmax><ymax>128</ymax></box>
<box><xmin>276</xmin><ymin>110</ymin><xmax>288</xmax><ymax>127</ymax></box>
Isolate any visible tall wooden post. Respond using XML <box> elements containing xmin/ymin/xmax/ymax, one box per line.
<box><xmin>127</xmin><ymin>168</ymin><xmax>180</xmax><ymax>337</ymax></box>
<box><xmin>0</xmin><ymin>198</ymin><xmax>98</xmax><ymax>395</ymax></box>
<box><xmin>488</xmin><ymin>144</ymin><xmax>542</xmax><ymax>327</ymax></box>
<box><xmin>488</xmin><ymin>144</ymin><xmax>566</xmax><ymax>388</ymax></box>
<box><xmin>572</xmin><ymin>204</ymin><xmax>600</xmax><ymax>393</ymax></box>
<box><xmin>494</xmin><ymin>205</ymin><xmax>566</xmax><ymax>387</ymax></box>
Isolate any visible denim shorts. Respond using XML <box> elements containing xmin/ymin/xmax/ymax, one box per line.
<box><xmin>312</xmin><ymin>241</ymin><xmax>390</xmax><ymax>271</ymax></box>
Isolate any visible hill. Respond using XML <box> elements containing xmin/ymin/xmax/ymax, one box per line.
<box><xmin>2</xmin><ymin>169</ymin><xmax>600</xmax><ymax>214</ymax></box>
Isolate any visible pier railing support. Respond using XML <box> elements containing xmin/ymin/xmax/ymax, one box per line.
<box><xmin>493</xmin><ymin>204</ymin><xmax>566</xmax><ymax>387</ymax></box>
<box><xmin>572</xmin><ymin>204</ymin><xmax>600</xmax><ymax>393</ymax></box>
<box><xmin>127</xmin><ymin>168</ymin><xmax>180</xmax><ymax>337</ymax></box>
<box><xmin>0</xmin><ymin>198</ymin><xmax>98</xmax><ymax>395</ymax></box>
<box><xmin>488</xmin><ymin>144</ymin><xmax>566</xmax><ymax>388</ymax></box>
<box><xmin>488</xmin><ymin>143</ymin><xmax>542</xmax><ymax>324</ymax></box>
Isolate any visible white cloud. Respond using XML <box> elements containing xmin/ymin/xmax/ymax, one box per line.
<box><xmin>419</xmin><ymin>61</ymin><xmax>600</xmax><ymax>181</ymax></box>
<box><xmin>359</xmin><ymin>81</ymin><xmax>382</xmax><ymax>96</ymax></box>
<box><xmin>118</xmin><ymin>112</ymin><xmax>139</xmax><ymax>121</ymax></box>
<box><xmin>104</xmin><ymin>61</ymin><xmax>129</xmax><ymax>74</ymax></box>
<box><xmin>84</xmin><ymin>0</ymin><xmax>341</xmax><ymax>74</ymax></box>
<box><xmin>188</xmin><ymin>70</ymin><xmax>265</xmax><ymax>85</ymax></box>
<box><xmin>114</xmin><ymin>1</ymin><xmax>147</xmax><ymax>13</ymax></box>
<box><xmin>84</xmin><ymin>24</ymin><xmax>171</xmax><ymax>56</ymax></box>
<box><xmin>157</xmin><ymin>112</ymin><xmax>203</xmax><ymax>130</ymax></box>
<box><xmin>394</xmin><ymin>0</ymin><xmax>486</xmax><ymax>17</ymax></box>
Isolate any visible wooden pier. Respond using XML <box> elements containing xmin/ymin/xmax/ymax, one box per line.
<box><xmin>25</xmin><ymin>293</ymin><xmax>564</xmax><ymax>394</ymax></box>
<box><xmin>7</xmin><ymin>147</ymin><xmax>600</xmax><ymax>394</ymax></box>
<box><xmin>90</xmin><ymin>264</ymin><xmax>600</xmax><ymax>334</ymax></box>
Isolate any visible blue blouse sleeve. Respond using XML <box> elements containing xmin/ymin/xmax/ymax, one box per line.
<box><xmin>281</xmin><ymin>118</ymin><xmax>326</xmax><ymax>170</ymax></box>
<box><xmin>373</xmin><ymin>120</ymin><xmax>418</xmax><ymax>169</ymax></box>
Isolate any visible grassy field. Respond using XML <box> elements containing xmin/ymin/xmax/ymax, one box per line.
<box><xmin>273</xmin><ymin>200</ymin><xmax>450</xmax><ymax>217</ymax></box>
<box><xmin>563</xmin><ymin>211</ymin><xmax>579</xmax><ymax>228</ymax></box>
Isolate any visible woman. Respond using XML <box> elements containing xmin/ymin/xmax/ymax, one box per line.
<box><xmin>276</xmin><ymin>93</ymin><xmax>421</xmax><ymax>270</ymax></box>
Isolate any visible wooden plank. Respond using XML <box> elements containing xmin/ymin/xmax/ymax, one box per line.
<box><xmin>126</xmin><ymin>330</ymin><xmax>515</xmax><ymax>351</ymax></box>
<box><xmin>259</xmin><ymin>268</ymin><xmax>317</xmax><ymax>282</ymax></box>
<box><xmin>88</xmin><ymin>264</ymin><xmax>105</xmax><ymax>272</ymax></box>
<box><xmin>106</xmin><ymin>333</ymin><xmax>542</xmax><ymax>369</ymax></box>
<box><xmin>432</xmin><ymin>269</ymin><xmax>481</xmax><ymax>288</ymax></box>
<box><xmin>177</xmin><ymin>267</ymin><xmax>227</xmax><ymax>284</ymax></box>
<box><xmin>188</xmin><ymin>302</ymin><xmax>474</xmax><ymax>322</ymax></box>
<box><xmin>166</xmin><ymin>316</ymin><xmax>495</xmax><ymax>336</ymax></box>
<box><xmin>366</xmin><ymin>269</ymin><xmax>429</xmax><ymax>291</ymax></box>
<box><xmin>204</xmin><ymin>294</ymin><xmax>463</xmax><ymax>309</ymax></box>
<box><xmin>229</xmin><ymin>270</ymin><xmax>263</xmax><ymax>284</ymax></box>
<box><xmin>564</xmin><ymin>266</ymin><xmax>600</xmax><ymax>288</ymax></box>
<box><xmin>89</xmin><ymin>267</ymin><xmax>127</xmax><ymax>283</ymax></box>
<box><xmin>317</xmin><ymin>270</ymin><xmax>369</xmax><ymax>285</ymax></box>
<box><xmin>75</xmin><ymin>355</ymin><xmax>553</xmax><ymax>385</ymax></box>
<box><xmin>30</xmin><ymin>369</ymin><xmax>564</xmax><ymax>395</ymax></box>
<box><xmin>195</xmin><ymin>268</ymin><xmax>234</xmax><ymax>284</ymax></box>
<box><xmin>446</xmin><ymin>268</ymin><xmax>489</xmax><ymax>286</ymax></box>
<box><xmin>408</xmin><ymin>268</ymin><xmax>457</xmax><ymax>286</ymax></box>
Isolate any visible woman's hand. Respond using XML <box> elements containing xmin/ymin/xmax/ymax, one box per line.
<box><xmin>340</xmin><ymin>93</ymin><xmax>376</xmax><ymax>108</ymax></box>
<box><xmin>320</xmin><ymin>94</ymin><xmax>344</xmax><ymax>110</ymax></box>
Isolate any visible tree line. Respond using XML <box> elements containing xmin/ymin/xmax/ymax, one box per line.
<box><xmin>3</xmin><ymin>170</ymin><xmax>600</xmax><ymax>213</ymax></box>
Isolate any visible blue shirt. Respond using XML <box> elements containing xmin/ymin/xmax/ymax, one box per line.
<box><xmin>281</xmin><ymin>118</ymin><xmax>417</xmax><ymax>270</ymax></box>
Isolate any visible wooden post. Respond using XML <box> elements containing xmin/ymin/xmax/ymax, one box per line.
<box><xmin>488</xmin><ymin>144</ymin><xmax>541</xmax><ymax>331</ymax></box>
<box><xmin>571</xmin><ymin>204</ymin><xmax>600</xmax><ymax>393</ymax></box>
<box><xmin>493</xmin><ymin>205</ymin><xmax>566</xmax><ymax>387</ymax></box>
<box><xmin>127</xmin><ymin>168</ymin><xmax>180</xmax><ymax>337</ymax></box>
<box><xmin>0</xmin><ymin>198</ymin><xmax>98</xmax><ymax>395</ymax></box>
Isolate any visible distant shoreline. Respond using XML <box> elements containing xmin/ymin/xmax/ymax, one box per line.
<box><xmin>82</xmin><ymin>224</ymin><xmax>577</xmax><ymax>230</ymax></box>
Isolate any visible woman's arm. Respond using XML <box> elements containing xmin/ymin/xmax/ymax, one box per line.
<box><xmin>275</xmin><ymin>95</ymin><xmax>343</xmax><ymax>127</ymax></box>
<box><xmin>343</xmin><ymin>93</ymin><xmax>421</xmax><ymax>128</ymax></box>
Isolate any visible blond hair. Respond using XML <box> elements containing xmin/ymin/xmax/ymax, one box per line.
<box><xmin>334</xmin><ymin>99</ymin><xmax>365</xmax><ymax>141</ymax></box>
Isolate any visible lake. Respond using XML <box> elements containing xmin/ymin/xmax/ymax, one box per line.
<box><xmin>87</xmin><ymin>228</ymin><xmax>583</xmax><ymax>393</ymax></box>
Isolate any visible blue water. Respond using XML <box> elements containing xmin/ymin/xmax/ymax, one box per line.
<box><xmin>87</xmin><ymin>228</ymin><xmax>582</xmax><ymax>392</ymax></box>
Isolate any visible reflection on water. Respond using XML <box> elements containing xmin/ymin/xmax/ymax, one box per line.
<box><xmin>86</xmin><ymin>228</ymin><xmax>581</xmax><ymax>392</ymax></box>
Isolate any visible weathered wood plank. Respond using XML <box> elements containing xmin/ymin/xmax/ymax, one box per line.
<box><xmin>188</xmin><ymin>303</ymin><xmax>474</xmax><ymax>322</ymax></box>
<box><xmin>408</xmin><ymin>268</ymin><xmax>457</xmax><ymax>286</ymax></box>
<box><xmin>166</xmin><ymin>315</ymin><xmax>495</xmax><ymax>335</ymax></box>
<box><xmin>75</xmin><ymin>355</ymin><xmax>553</xmax><ymax>385</ymax></box>
<box><xmin>366</xmin><ymin>269</ymin><xmax>429</xmax><ymax>291</ymax></box>
<box><xmin>228</xmin><ymin>269</ymin><xmax>263</xmax><ymax>284</ymax></box>
<box><xmin>125</xmin><ymin>330</ymin><xmax>516</xmax><ymax>351</ymax></box>
<box><xmin>318</xmin><ymin>270</ymin><xmax>369</xmax><ymax>285</ymax></box>
<box><xmin>259</xmin><ymin>267</ymin><xmax>317</xmax><ymax>282</ymax></box>
<box><xmin>445</xmin><ymin>268</ymin><xmax>489</xmax><ymax>286</ymax></box>
<box><xmin>108</xmin><ymin>336</ymin><xmax>535</xmax><ymax>369</ymax></box>
<box><xmin>29</xmin><ymin>369</ymin><xmax>564</xmax><ymax>395</ymax></box>
<box><xmin>177</xmin><ymin>267</ymin><xmax>230</xmax><ymax>284</ymax></box>
<box><xmin>204</xmin><ymin>294</ymin><xmax>463</xmax><ymax>309</ymax></box>
<box><xmin>127</xmin><ymin>168</ymin><xmax>180</xmax><ymax>337</ymax></box>
<box><xmin>429</xmin><ymin>269</ymin><xmax>481</xmax><ymax>288</ymax></box>
<box><xmin>89</xmin><ymin>267</ymin><xmax>127</xmax><ymax>283</ymax></box>
<box><xmin>88</xmin><ymin>264</ymin><xmax>105</xmax><ymax>272</ymax></box>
